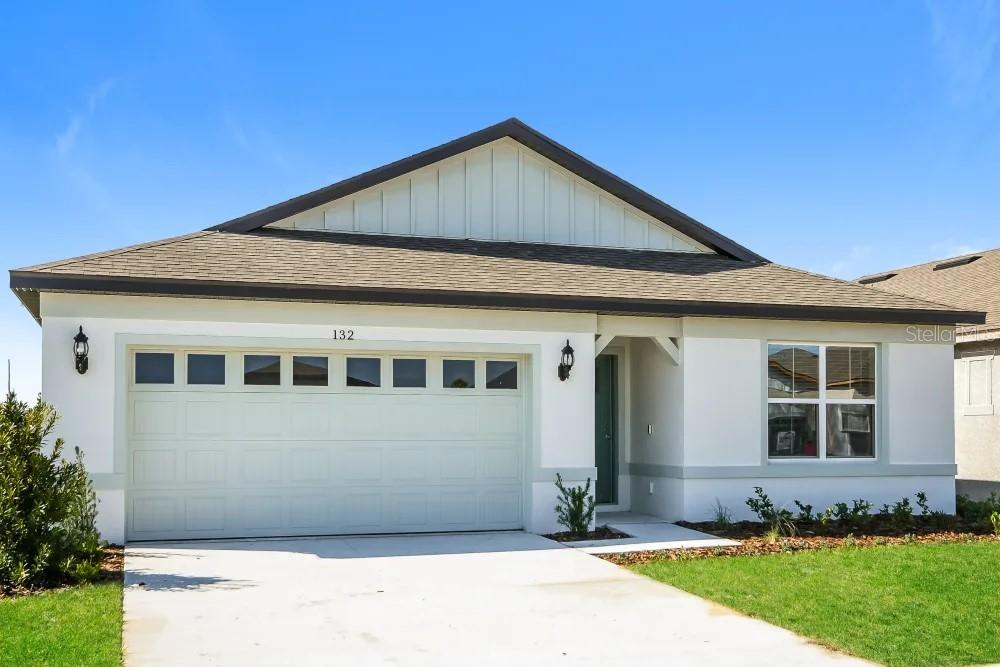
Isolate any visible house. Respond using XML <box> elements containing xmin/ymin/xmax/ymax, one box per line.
<box><xmin>859</xmin><ymin>250</ymin><xmax>1000</xmax><ymax>499</ymax></box>
<box><xmin>9</xmin><ymin>119</ymin><xmax>984</xmax><ymax>543</ymax></box>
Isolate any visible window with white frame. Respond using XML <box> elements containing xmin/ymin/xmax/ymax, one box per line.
<box><xmin>767</xmin><ymin>343</ymin><xmax>876</xmax><ymax>459</ymax></box>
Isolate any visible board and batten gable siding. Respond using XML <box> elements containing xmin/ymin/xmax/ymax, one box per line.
<box><xmin>267</xmin><ymin>138</ymin><xmax>713</xmax><ymax>253</ymax></box>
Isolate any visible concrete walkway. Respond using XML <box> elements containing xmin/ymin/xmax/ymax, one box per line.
<box><xmin>576</xmin><ymin>511</ymin><xmax>739</xmax><ymax>553</ymax></box>
<box><xmin>124</xmin><ymin>532</ymin><xmax>869</xmax><ymax>666</ymax></box>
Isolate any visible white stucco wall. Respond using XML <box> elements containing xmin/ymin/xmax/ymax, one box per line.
<box><xmin>37</xmin><ymin>294</ymin><xmax>960</xmax><ymax>539</ymax></box>
<box><xmin>624</xmin><ymin>318</ymin><xmax>958</xmax><ymax>522</ymax></box>
<box><xmin>41</xmin><ymin>293</ymin><xmax>604</xmax><ymax>542</ymax></box>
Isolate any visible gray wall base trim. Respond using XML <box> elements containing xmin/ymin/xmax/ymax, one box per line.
<box><xmin>628</xmin><ymin>462</ymin><xmax>957</xmax><ymax>479</ymax></box>
<box><xmin>89</xmin><ymin>473</ymin><xmax>126</xmax><ymax>490</ymax></box>
<box><xmin>533</xmin><ymin>467</ymin><xmax>598</xmax><ymax>482</ymax></box>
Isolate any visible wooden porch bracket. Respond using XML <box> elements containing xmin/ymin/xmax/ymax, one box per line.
<box><xmin>594</xmin><ymin>334</ymin><xmax>615</xmax><ymax>357</ymax></box>
<box><xmin>652</xmin><ymin>336</ymin><xmax>680</xmax><ymax>365</ymax></box>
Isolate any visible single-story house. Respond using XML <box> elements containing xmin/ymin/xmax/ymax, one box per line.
<box><xmin>859</xmin><ymin>250</ymin><xmax>1000</xmax><ymax>499</ymax></box>
<box><xmin>10</xmin><ymin>119</ymin><xmax>985</xmax><ymax>543</ymax></box>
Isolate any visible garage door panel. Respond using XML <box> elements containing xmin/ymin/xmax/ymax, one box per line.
<box><xmin>338</xmin><ymin>492</ymin><xmax>384</xmax><ymax>529</ymax></box>
<box><xmin>241</xmin><ymin>495</ymin><xmax>284</xmax><ymax>530</ymax></box>
<box><xmin>184</xmin><ymin>497</ymin><xmax>227</xmax><ymax>532</ymax></box>
<box><xmin>241</xmin><ymin>449</ymin><xmax>283</xmax><ymax>483</ymax></box>
<box><xmin>237</xmin><ymin>400</ymin><xmax>286</xmax><ymax>438</ymax></box>
<box><xmin>184</xmin><ymin>400</ymin><xmax>226</xmax><ymax>436</ymax></box>
<box><xmin>127</xmin><ymin>352</ymin><xmax>526</xmax><ymax>540</ymax></box>
<box><xmin>131</xmin><ymin>496</ymin><xmax>177</xmax><ymax>535</ymax></box>
<box><xmin>184</xmin><ymin>450</ymin><xmax>226</xmax><ymax>484</ymax></box>
<box><xmin>480</xmin><ymin>447</ymin><xmax>522</xmax><ymax>482</ymax></box>
<box><xmin>290</xmin><ymin>449</ymin><xmax>331</xmax><ymax>483</ymax></box>
<box><xmin>289</xmin><ymin>495</ymin><xmax>328</xmax><ymax>529</ymax></box>
<box><xmin>131</xmin><ymin>450</ymin><xmax>176</xmax><ymax>487</ymax></box>
<box><xmin>132</xmin><ymin>398</ymin><xmax>178</xmax><ymax>437</ymax></box>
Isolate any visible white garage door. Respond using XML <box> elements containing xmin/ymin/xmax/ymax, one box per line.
<box><xmin>126</xmin><ymin>349</ymin><xmax>526</xmax><ymax>541</ymax></box>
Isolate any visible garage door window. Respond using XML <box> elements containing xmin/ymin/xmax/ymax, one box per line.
<box><xmin>443</xmin><ymin>360</ymin><xmax>475</xmax><ymax>388</ymax></box>
<box><xmin>187</xmin><ymin>354</ymin><xmax>225</xmax><ymax>385</ymax></box>
<box><xmin>293</xmin><ymin>356</ymin><xmax>328</xmax><ymax>387</ymax></box>
<box><xmin>347</xmin><ymin>357</ymin><xmax>381</xmax><ymax>387</ymax></box>
<box><xmin>393</xmin><ymin>358</ymin><xmax>426</xmax><ymax>388</ymax></box>
<box><xmin>486</xmin><ymin>361</ymin><xmax>517</xmax><ymax>389</ymax></box>
<box><xmin>244</xmin><ymin>355</ymin><xmax>281</xmax><ymax>385</ymax></box>
<box><xmin>135</xmin><ymin>352</ymin><xmax>174</xmax><ymax>384</ymax></box>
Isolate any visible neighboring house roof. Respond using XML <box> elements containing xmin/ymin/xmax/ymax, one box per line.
<box><xmin>857</xmin><ymin>248</ymin><xmax>1000</xmax><ymax>339</ymax></box>
<box><xmin>10</xmin><ymin>227</ymin><xmax>984</xmax><ymax>325</ymax></box>
<box><xmin>208</xmin><ymin>118</ymin><xmax>766</xmax><ymax>263</ymax></box>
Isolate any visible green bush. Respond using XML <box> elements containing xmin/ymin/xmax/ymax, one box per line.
<box><xmin>746</xmin><ymin>487</ymin><xmax>796</xmax><ymax>536</ymax></box>
<box><xmin>957</xmin><ymin>493</ymin><xmax>1000</xmax><ymax>531</ymax></box>
<box><xmin>0</xmin><ymin>392</ymin><xmax>103</xmax><ymax>592</ymax></box>
<box><xmin>991</xmin><ymin>512</ymin><xmax>1000</xmax><ymax>536</ymax></box>
<box><xmin>553</xmin><ymin>473</ymin><xmax>595</xmax><ymax>537</ymax></box>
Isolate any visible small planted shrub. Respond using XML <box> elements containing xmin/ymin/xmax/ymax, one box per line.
<box><xmin>793</xmin><ymin>500</ymin><xmax>814</xmax><ymax>522</ymax></box>
<box><xmin>553</xmin><ymin>473</ymin><xmax>595</xmax><ymax>537</ymax></box>
<box><xmin>0</xmin><ymin>392</ymin><xmax>104</xmax><ymax>592</ymax></box>
<box><xmin>991</xmin><ymin>512</ymin><xmax>1000</xmax><ymax>536</ymax></box>
<box><xmin>711</xmin><ymin>498</ymin><xmax>733</xmax><ymax>528</ymax></box>
<box><xmin>957</xmin><ymin>493</ymin><xmax>1000</xmax><ymax>531</ymax></box>
<box><xmin>891</xmin><ymin>497</ymin><xmax>914</xmax><ymax>529</ymax></box>
<box><xmin>746</xmin><ymin>487</ymin><xmax>796</xmax><ymax>536</ymax></box>
<box><xmin>915</xmin><ymin>491</ymin><xmax>931</xmax><ymax>515</ymax></box>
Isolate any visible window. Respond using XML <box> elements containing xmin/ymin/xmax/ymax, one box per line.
<box><xmin>244</xmin><ymin>354</ymin><xmax>281</xmax><ymax>385</ymax></box>
<box><xmin>443</xmin><ymin>360</ymin><xmax>475</xmax><ymax>388</ymax></box>
<box><xmin>767</xmin><ymin>344</ymin><xmax>876</xmax><ymax>459</ymax></box>
<box><xmin>293</xmin><ymin>356</ymin><xmax>328</xmax><ymax>386</ymax></box>
<box><xmin>347</xmin><ymin>357</ymin><xmax>381</xmax><ymax>387</ymax></box>
<box><xmin>393</xmin><ymin>358</ymin><xmax>426</xmax><ymax>388</ymax></box>
<box><xmin>135</xmin><ymin>352</ymin><xmax>174</xmax><ymax>384</ymax></box>
<box><xmin>485</xmin><ymin>361</ymin><xmax>517</xmax><ymax>389</ymax></box>
<box><xmin>187</xmin><ymin>354</ymin><xmax>225</xmax><ymax>385</ymax></box>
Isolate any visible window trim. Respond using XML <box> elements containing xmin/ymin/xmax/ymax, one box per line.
<box><xmin>766</xmin><ymin>342</ymin><xmax>878</xmax><ymax>461</ymax></box>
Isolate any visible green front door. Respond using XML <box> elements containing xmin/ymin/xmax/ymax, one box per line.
<box><xmin>595</xmin><ymin>354</ymin><xmax>617</xmax><ymax>504</ymax></box>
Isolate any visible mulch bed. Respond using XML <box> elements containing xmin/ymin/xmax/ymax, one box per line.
<box><xmin>676</xmin><ymin>515</ymin><xmax>990</xmax><ymax>539</ymax></box>
<box><xmin>602</xmin><ymin>532</ymin><xmax>1000</xmax><ymax>566</ymax></box>
<box><xmin>100</xmin><ymin>544</ymin><xmax>124</xmax><ymax>581</ymax></box>
<box><xmin>545</xmin><ymin>525</ymin><xmax>630</xmax><ymax>542</ymax></box>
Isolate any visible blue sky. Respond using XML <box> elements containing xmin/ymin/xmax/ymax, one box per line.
<box><xmin>2</xmin><ymin>1</ymin><xmax>999</xmax><ymax>398</ymax></box>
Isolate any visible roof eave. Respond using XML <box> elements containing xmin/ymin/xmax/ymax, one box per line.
<box><xmin>208</xmin><ymin>118</ymin><xmax>766</xmax><ymax>263</ymax></box>
<box><xmin>10</xmin><ymin>271</ymin><xmax>986</xmax><ymax>327</ymax></box>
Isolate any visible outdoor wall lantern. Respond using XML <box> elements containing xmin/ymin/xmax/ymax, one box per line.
<box><xmin>558</xmin><ymin>339</ymin><xmax>575</xmax><ymax>381</ymax></box>
<box><xmin>73</xmin><ymin>326</ymin><xmax>89</xmax><ymax>375</ymax></box>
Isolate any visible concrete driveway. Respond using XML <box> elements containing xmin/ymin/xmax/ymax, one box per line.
<box><xmin>125</xmin><ymin>532</ymin><xmax>868</xmax><ymax>666</ymax></box>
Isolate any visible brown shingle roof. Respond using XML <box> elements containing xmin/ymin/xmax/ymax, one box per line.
<box><xmin>10</xmin><ymin>229</ymin><xmax>984</xmax><ymax>325</ymax></box>
<box><xmin>857</xmin><ymin>248</ymin><xmax>1000</xmax><ymax>336</ymax></box>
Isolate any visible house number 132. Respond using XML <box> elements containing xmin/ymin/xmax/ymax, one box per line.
<box><xmin>333</xmin><ymin>329</ymin><xmax>355</xmax><ymax>340</ymax></box>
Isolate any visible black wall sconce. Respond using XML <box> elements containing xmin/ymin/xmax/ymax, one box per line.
<box><xmin>557</xmin><ymin>339</ymin><xmax>575</xmax><ymax>381</ymax></box>
<box><xmin>73</xmin><ymin>326</ymin><xmax>89</xmax><ymax>375</ymax></box>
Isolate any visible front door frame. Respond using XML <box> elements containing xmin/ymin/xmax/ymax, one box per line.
<box><xmin>596</xmin><ymin>343</ymin><xmax>631</xmax><ymax>512</ymax></box>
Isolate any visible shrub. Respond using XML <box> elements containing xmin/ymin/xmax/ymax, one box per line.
<box><xmin>711</xmin><ymin>498</ymin><xmax>733</xmax><ymax>527</ymax></box>
<box><xmin>891</xmin><ymin>497</ymin><xmax>914</xmax><ymax>529</ymax></box>
<box><xmin>957</xmin><ymin>493</ymin><xmax>1000</xmax><ymax>531</ymax></box>
<box><xmin>915</xmin><ymin>491</ymin><xmax>930</xmax><ymax>515</ymax></box>
<box><xmin>553</xmin><ymin>473</ymin><xmax>595</xmax><ymax>537</ymax></box>
<box><xmin>793</xmin><ymin>500</ymin><xmax>814</xmax><ymax>522</ymax></box>
<box><xmin>0</xmin><ymin>392</ymin><xmax>103</xmax><ymax>592</ymax></box>
<box><xmin>991</xmin><ymin>512</ymin><xmax>1000</xmax><ymax>536</ymax></box>
<box><xmin>746</xmin><ymin>487</ymin><xmax>796</xmax><ymax>536</ymax></box>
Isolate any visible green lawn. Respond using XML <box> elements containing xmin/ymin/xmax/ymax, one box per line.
<box><xmin>631</xmin><ymin>542</ymin><xmax>1000</xmax><ymax>667</ymax></box>
<box><xmin>0</xmin><ymin>582</ymin><xmax>123</xmax><ymax>667</ymax></box>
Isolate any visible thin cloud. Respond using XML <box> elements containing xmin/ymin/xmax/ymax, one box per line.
<box><xmin>925</xmin><ymin>0</ymin><xmax>999</xmax><ymax>108</ymax></box>
<box><xmin>55</xmin><ymin>78</ymin><xmax>116</xmax><ymax>156</ymax></box>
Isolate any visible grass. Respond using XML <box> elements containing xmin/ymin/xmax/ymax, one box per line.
<box><xmin>0</xmin><ymin>581</ymin><xmax>123</xmax><ymax>667</ymax></box>
<box><xmin>631</xmin><ymin>542</ymin><xmax>1000</xmax><ymax>667</ymax></box>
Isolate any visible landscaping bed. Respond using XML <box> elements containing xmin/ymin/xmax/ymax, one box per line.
<box><xmin>545</xmin><ymin>525</ymin><xmax>630</xmax><ymax>542</ymax></box>
<box><xmin>604</xmin><ymin>531</ymin><xmax>998</xmax><ymax>565</ymax></box>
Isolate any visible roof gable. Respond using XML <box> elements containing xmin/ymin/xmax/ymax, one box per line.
<box><xmin>211</xmin><ymin>118</ymin><xmax>765</xmax><ymax>262</ymax></box>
